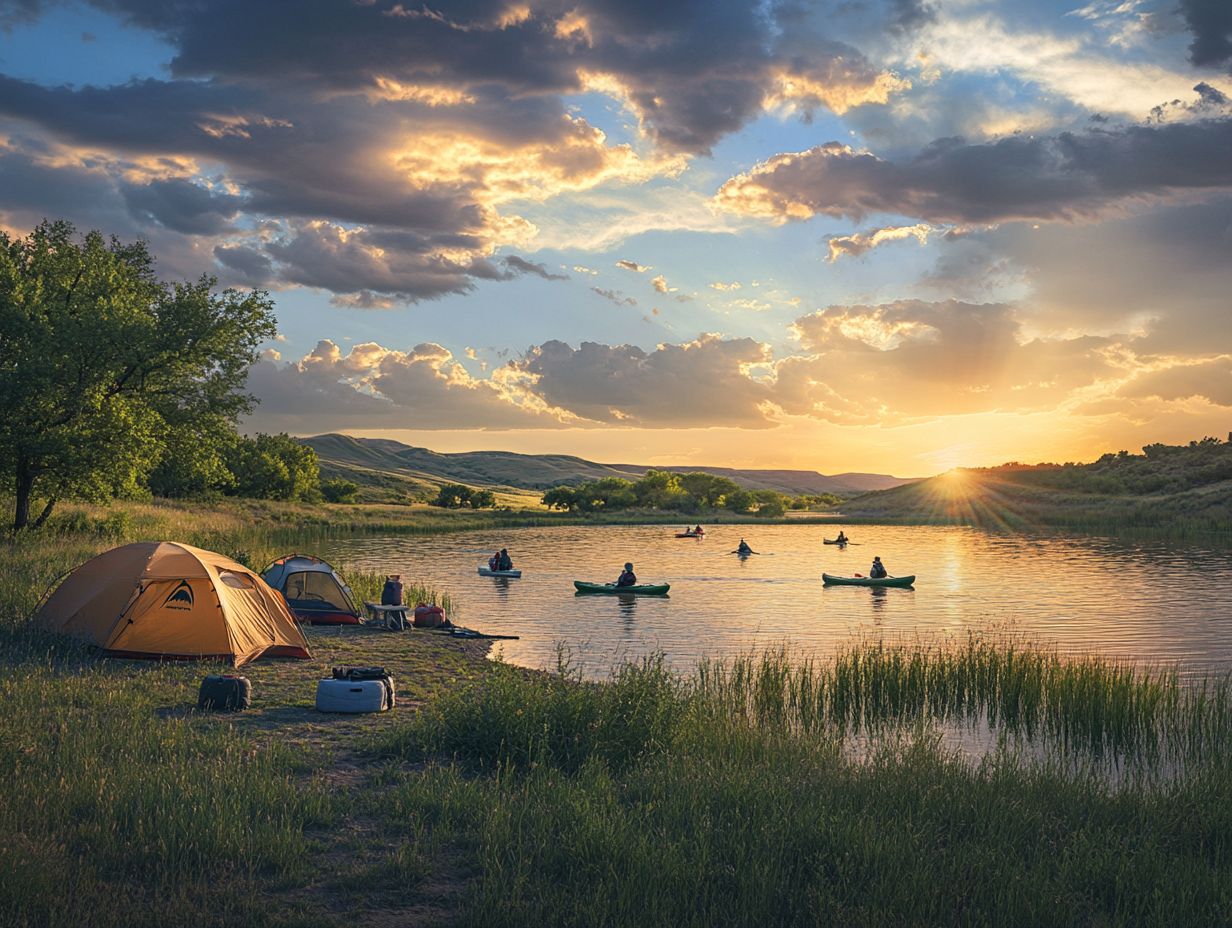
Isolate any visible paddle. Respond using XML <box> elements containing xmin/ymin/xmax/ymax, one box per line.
<box><xmin>730</xmin><ymin>549</ymin><xmax>759</xmax><ymax>555</ymax></box>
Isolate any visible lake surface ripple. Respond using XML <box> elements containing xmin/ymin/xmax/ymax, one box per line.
<box><xmin>327</xmin><ymin>524</ymin><xmax>1232</xmax><ymax>680</ymax></box>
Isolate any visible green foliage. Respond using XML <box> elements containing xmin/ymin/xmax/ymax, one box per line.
<box><xmin>225</xmin><ymin>433</ymin><xmax>320</xmax><ymax>501</ymax></box>
<box><xmin>723</xmin><ymin>488</ymin><xmax>755</xmax><ymax>513</ymax></box>
<box><xmin>469</xmin><ymin>488</ymin><xmax>497</xmax><ymax>509</ymax></box>
<box><xmin>146</xmin><ymin>413</ymin><xmax>239</xmax><ymax>499</ymax></box>
<box><xmin>320</xmin><ymin>478</ymin><xmax>360</xmax><ymax>503</ymax></box>
<box><xmin>542</xmin><ymin>470</ymin><xmax>780</xmax><ymax>515</ymax></box>
<box><xmin>432</xmin><ymin>483</ymin><xmax>474</xmax><ymax>508</ymax></box>
<box><xmin>0</xmin><ymin>220</ymin><xmax>275</xmax><ymax>530</ymax></box>
<box><xmin>751</xmin><ymin>489</ymin><xmax>786</xmax><ymax>516</ymax></box>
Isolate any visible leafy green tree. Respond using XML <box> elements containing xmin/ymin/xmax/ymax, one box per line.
<box><xmin>146</xmin><ymin>414</ymin><xmax>240</xmax><ymax>498</ymax></box>
<box><xmin>679</xmin><ymin>472</ymin><xmax>740</xmax><ymax>508</ymax></box>
<box><xmin>576</xmin><ymin>477</ymin><xmax>637</xmax><ymax>512</ymax></box>
<box><xmin>0</xmin><ymin>220</ymin><xmax>276</xmax><ymax>530</ymax></box>
<box><xmin>634</xmin><ymin>469</ymin><xmax>685</xmax><ymax>509</ymax></box>
<box><xmin>542</xmin><ymin>486</ymin><xmax>577</xmax><ymax>511</ymax></box>
<box><xmin>724</xmin><ymin>489</ymin><xmax>755</xmax><ymax>513</ymax></box>
<box><xmin>469</xmin><ymin>488</ymin><xmax>497</xmax><ymax>509</ymax></box>
<box><xmin>321</xmin><ymin>478</ymin><xmax>360</xmax><ymax>503</ymax></box>
<box><xmin>227</xmin><ymin>434</ymin><xmax>320</xmax><ymax>500</ymax></box>
<box><xmin>431</xmin><ymin>483</ymin><xmax>474</xmax><ymax>508</ymax></box>
<box><xmin>752</xmin><ymin>490</ymin><xmax>786</xmax><ymax>517</ymax></box>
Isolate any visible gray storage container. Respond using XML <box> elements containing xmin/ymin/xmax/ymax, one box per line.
<box><xmin>315</xmin><ymin>677</ymin><xmax>393</xmax><ymax>713</ymax></box>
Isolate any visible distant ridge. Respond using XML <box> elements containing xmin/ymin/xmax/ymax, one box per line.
<box><xmin>302</xmin><ymin>433</ymin><xmax>919</xmax><ymax>498</ymax></box>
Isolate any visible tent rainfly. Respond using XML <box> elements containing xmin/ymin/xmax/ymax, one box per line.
<box><xmin>37</xmin><ymin>542</ymin><xmax>311</xmax><ymax>667</ymax></box>
<box><xmin>261</xmin><ymin>554</ymin><xmax>362</xmax><ymax>625</ymax></box>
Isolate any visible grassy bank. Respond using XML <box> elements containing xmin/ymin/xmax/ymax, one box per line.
<box><xmin>5</xmin><ymin>499</ymin><xmax>1232</xmax><ymax>925</ymax></box>
<box><xmin>373</xmin><ymin>643</ymin><xmax>1232</xmax><ymax>927</ymax></box>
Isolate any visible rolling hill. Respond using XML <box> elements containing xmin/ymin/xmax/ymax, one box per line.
<box><xmin>841</xmin><ymin>438</ymin><xmax>1232</xmax><ymax>534</ymax></box>
<box><xmin>303</xmin><ymin>433</ymin><xmax>918</xmax><ymax>501</ymax></box>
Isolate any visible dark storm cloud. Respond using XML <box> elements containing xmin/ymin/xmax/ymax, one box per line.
<box><xmin>122</xmin><ymin>178</ymin><xmax>242</xmax><ymax>234</ymax></box>
<box><xmin>0</xmin><ymin>0</ymin><xmax>907</xmax><ymax>301</ymax></box>
<box><xmin>1179</xmin><ymin>0</ymin><xmax>1232</xmax><ymax>70</ymax></box>
<box><xmin>718</xmin><ymin>116</ymin><xmax>1232</xmax><ymax>224</ymax></box>
<box><xmin>213</xmin><ymin>244</ymin><xmax>273</xmax><ymax>283</ymax></box>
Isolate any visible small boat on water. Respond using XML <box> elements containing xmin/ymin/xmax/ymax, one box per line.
<box><xmin>675</xmin><ymin>532</ymin><xmax>704</xmax><ymax>539</ymax></box>
<box><xmin>478</xmin><ymin>566</ymin><xmax>522</xmax><ymax>578</ymax></box>
<box><xmin>823</xmin><ymin>538</ymin><xmax>848</xmax><ymax>545</ymax></box>
<box><xmin>574</xmin><ymin>581</ymin><xmax>670</xmax><ymax>596</ymax></box>
<box><xmin>822</xmin><ymin>573</ymin><xmax>915</xmax><ymax>588</ymax></box>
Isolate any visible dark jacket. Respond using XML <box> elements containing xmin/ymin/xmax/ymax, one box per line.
<box><xmin>381</xmin><ymin>579</ymin><xmax>404</xmax><ymax>606</ymax></box>
<box><xmin>497</xmin><ymin>552</ymin><xmax>513</xmax><ymax>571</ymax></box>
<box><xmin>616</xmin><ymin>570</ymin><xmax>637</xmax><ymax>587</ymax></box>
<box><xmin>869</xmin><ymin>562</ymin><xmax>887</xmax><ymax>579</ymax></box>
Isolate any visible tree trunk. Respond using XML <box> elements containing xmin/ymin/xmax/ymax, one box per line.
<box><xmin>30</xmin><ymin>497</ymin><xmax>57</xmax><ymax>530</ymax></box>
<box><xmin>13</xmin><ymin>465</ymin><xmax>33</xmax><ymax>532</ymax></box>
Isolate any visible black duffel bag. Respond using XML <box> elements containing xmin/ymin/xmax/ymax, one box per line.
<box><xmin>198</xmin><ymin>674</ymin><xmax>252</xmax><ymax>711</ymax></box>
<box><xmin>332</xmin><ymin>666</ymin><xmax>396</xmax><ymax>708</ymax></box>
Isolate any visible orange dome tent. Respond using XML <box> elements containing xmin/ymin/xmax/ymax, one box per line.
<box><xmin>37</xmin><ymin>542</ymin><xmax>311</xmax><ymax>667</ymax></box>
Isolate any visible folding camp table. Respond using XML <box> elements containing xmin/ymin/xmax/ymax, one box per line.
<box><xmin>363</xmin><ymin>603</ymin><xmax>408</xmax><ymax>631</ymax></box>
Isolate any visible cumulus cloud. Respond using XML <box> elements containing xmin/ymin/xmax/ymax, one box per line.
<box><xmin>776</xmin><ymin>301</ymin><xmax>1115</xmax><ymax>423</ymax></box>
<box><xmin>512</xmin><ymin>334</ymin><xmax>775</xmax><ymax>427</ymax></box>
<box><xmin>245</xmin><ymin>338</ymin><xmax>569</xmax><ymax>431</ymax></box>
<box><xmin>825</xmin><ymin>222</ymin><xmax>937</xmax><ymax>261</ymax></box>
<box><xmin>716</xmin><ymin>116</ymin><xmax>1232</xmax><ymax>226</ymax></box>
<box><xmin>615</xmin><ymin>258</ymin><xmax>652</xmax><ymax>272</ymax></box>
<box><xmin>0</xmin><ymin>0</ymin><xmax>911</xmax><ymax>301</ymax></box>
<box><xmin>651</xmin><ymin>274</ymin><xmax>676</xmax><ymax>293</ymax></box>
<box><xmin>1120</xmin><ymin>357</ymin><xmax>1232</xmax><ymax>406</ymax></box>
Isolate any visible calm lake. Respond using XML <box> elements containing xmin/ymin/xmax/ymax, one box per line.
<box><xmin>326</xmin><ymin>524</ymin><xmax>1232</xmax><ymax>679</ymax></box>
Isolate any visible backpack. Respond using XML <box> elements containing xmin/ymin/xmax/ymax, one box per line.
<box><xmin>413</xmin><ymin>603</ymin><xmax>447</xmax><ymax>628</ymax></box>
<box><xmin>331</xmin><ymin>666</ymin><xmax>396</xmax><ymax>708</ymax></box>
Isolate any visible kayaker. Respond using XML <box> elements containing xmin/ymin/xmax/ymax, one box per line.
<box><xmin>737</xmin><ymin>539</ymin><xmax>753</xmax><ymax>555</ymax></box>
<box><xmin>616</xmin><ymin>562</ymin><xmax>637</xmax><ymax>587</ymax></box>
<box><xmin>488</xmin><ymin>552</ymin><xmax>500</xmax><ymax>571</ymax></box>
<box><xmin>694</xmin><ymin>524</ymin><xmax>704</xmax><ymax>534</ymax></box>
<box><xmin>497</xmin><ymin>548</ymin><xmax>513</xmax><ymax>571</ymax></box>
<box><xmin>836</xmin><ymin>530</ymin><xmax>848</xmax><ymax>544</ymax></box>
<box><xmin>869</xmin><ymin>557</ymin><xmax>887</xmax><ymax>579</ymax></box>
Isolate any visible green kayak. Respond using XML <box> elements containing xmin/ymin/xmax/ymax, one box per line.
<box><xmin>574</xmin><ymin>581</ymin><xmax>670</xmax><ymax>596</ymax></box>
<box><xmin>822</xmin><ymin>573</ymin><xmax>915</xmax><ymax>588</ymax></box>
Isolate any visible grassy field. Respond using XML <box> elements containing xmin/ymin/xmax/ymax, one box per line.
<box><xmin>842</xmin><ymin>442</ymin><xmax>1232</xmax><ymax>538</ymax></box>
<box><xmin>4</xmin><ymin>498</ymin><xmax>1232</xmax><ymax>926</ymax></box>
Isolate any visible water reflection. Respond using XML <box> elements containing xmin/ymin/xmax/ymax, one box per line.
<box><xmin>327</xmin><ymin>524</ymin><xmax>1232</xmax><ymax>678</ymax></box>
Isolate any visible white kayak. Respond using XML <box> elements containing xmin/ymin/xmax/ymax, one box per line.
<box><xmin>478</xmin><ymin>566</ymin><xmax>522</xmax><ymax>578</ymax></box>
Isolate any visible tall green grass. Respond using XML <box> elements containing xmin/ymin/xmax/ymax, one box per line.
<box><xmin>695</xmin><ymin>637</ymin><xmax>1231</xmax><ymax>766</ymax></box>
<box><xmin>373</xmin><ymin>646</ymin><xmax>1232</xmax><ymax>927</ymax></box>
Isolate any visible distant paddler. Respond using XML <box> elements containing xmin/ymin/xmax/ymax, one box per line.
<box><xmin>734</xmin><ymin>538</ymin><xmax>756</xmax><ymax>556</ymax></box>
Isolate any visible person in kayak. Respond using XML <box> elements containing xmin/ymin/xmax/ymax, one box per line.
<box><xmin>737</xmin><ymin>539</ymin><xmax>753</xmax><ymax>555</ymax></box>
<box><xmin>869</xmin><ymin>556</ymin><xmax>887</xmax><ymax>579</ymax></box>
<box><xmin>694</xmin><ymin>524</ymin><xmax>704</xmax><ymax>534</ymax></box>
<box><xmin>836</xmin><ymin>530</ymin><xmax>848</xmax><ymax>544</ymax></box>
<box><xmin>497</xmin><ymin>548</ymin><xmax>513</xmax><ymax>571</ymax></box>
<box><xmin>488</xmin><ymin>552</ymin><xmax>500</xmax><ymax>571</ymax></box>
<box><xmin>616</xmin><ymin>562</ymin><xmax>637</xmax><ymax>587</ymax></box>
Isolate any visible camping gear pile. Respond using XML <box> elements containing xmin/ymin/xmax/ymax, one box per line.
<box><xmin>316</xmin><ymin>666</ymin><xmax>396</xmax><ymax>713</ymax></box>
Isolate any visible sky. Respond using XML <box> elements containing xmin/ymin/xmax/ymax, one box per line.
<box><xmin>1</xmin><ymin>0</ymin><xmax>1230</xmax><ymax>475</ymax></box>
